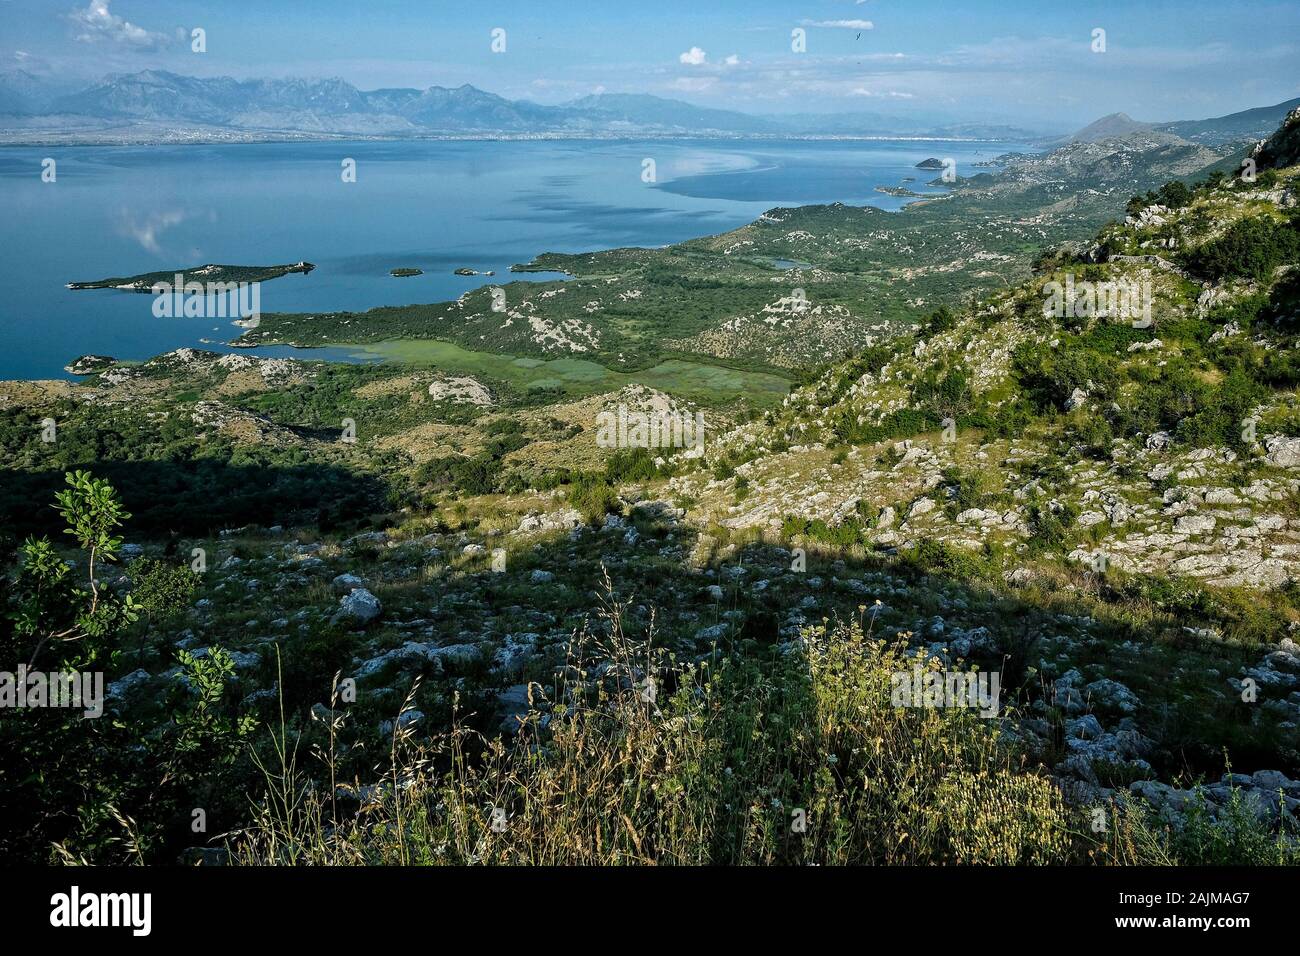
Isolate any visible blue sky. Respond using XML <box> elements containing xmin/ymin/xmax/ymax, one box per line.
<box><xmin>3</xmin><ymin>0</ymin><xmax>1298</xmax><ymax>128</ymax></box>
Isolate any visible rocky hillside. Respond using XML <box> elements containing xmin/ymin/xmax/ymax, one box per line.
<box><xmin>684</xmin><ymin>122</ymin><xmax>1300</xmax><ymax>591</ymax></box>
<box><xmin>1254</xmin><ymin>105</ymin><xmax>1300</xmax><ymax>171</ymax></box>
<box><xmin>4</xmin><ymin>116</ymin><xmax>1300</xmax><ymax>867</ymax></box>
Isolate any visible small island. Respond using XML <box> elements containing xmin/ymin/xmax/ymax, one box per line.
<box><xmin>876</xmin><ymin>185</ymin><xmax>929</xmax><ymax>198</ymax></box>
<box><xmin>454</xmin><ymin>267</ymin><xmax>495</xmax><ymax>276</ymax></box>
<box><xmin>390</xmin><ymin>268</ymin><xmax>424</xmax><ymax>278</ymax></box>
<box><xmin>68</xmin><ymin>261</ymin><xmax>315</xmax><ymax>292</ymax></box>
<box><xmin>915</xmin><ymin>157</ymin><xmax>946</xmax><ymax>170</ymax></box>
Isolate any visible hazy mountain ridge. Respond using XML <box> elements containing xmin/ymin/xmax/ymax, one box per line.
<box><xmin>0</xmin><ymin>69</ymin><xmax>1051</xmax><ymax>141</ymax></box>
<box><xmin>4</xmin><ymin>69</ymin><xmax>1293</xmax><ymax>145</ymax></box>
<box><xmin>1161</xmin><ymin>96</ymin><xmax>1300</xmax><ymax>143</ymax></box>
<box><xmin>0</xmin><ymin>70</ymin><xmax>806</xmax><ymax>138</ymax></box>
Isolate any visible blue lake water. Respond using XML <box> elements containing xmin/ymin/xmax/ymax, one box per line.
<box><xmin>0</xmin><ymin>137</ymin><xmax>1030</xmax><ymax>380</ymax></box>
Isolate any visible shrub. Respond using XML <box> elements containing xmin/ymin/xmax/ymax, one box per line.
<box><xmin>1065</xmin><ymin>410</ymin><xmax>1115</xmax><ymax>457</ymax></box>
<box><xmin>1026</xmin><ymin>501</ymin><xmax>1079</xmax><ymax>554</ymax></box>
<box><xmin>128</xmin><ymin>558</ymin><xmax>200</xmax><ymax>625</ymax></box>
<box><xmin>1184</xmin><ymin>215</ymin><xmax>1300</xmax><ymax>283</ymax></box>
<box><xmin>905</xmin><ymin>539</ymin><xmax>994</xmax><ymax>580</ymax></box>
<box><xmin>417</xmin><ymin>453</ymin><xmax>499</xmax><ymax>496</ymax></box>
<box><xmin>604</xmin><ymin>447</ymin><xmax>660</xmax><ymax>483</ymax></box>
<box><xmin>783</xmin><ymin>515</ymin><xmax>871</xmax><ymax>549</ymax></box>
<box><xmin>567</xmin><ymin>475</ymin><xmax>620</xmax><ymax>523</ymax></box>
<box><xmin>1104</xmin><ymin>787</ymin><xmax>1299</xmax><ymax>865</ymax></box>
<box><xmin>914</xmin><ymin>367</ymin><xmax>973</xmax><ymax>421</ymax></box>
<box><xmin>1013</xmin><ymin>341</ymin><xmax>1119</xmax><ymax>413</ymax></box>
<box><xmin>830</xmin><ymin>407</ymin><xmax>939</xmax><ymax>446</ymax></box>
<box><xmin>920</xmin><ymin>305</ymin><xmax>958</xmax><ymax>337</ymax></box>
<box><xmin>942</xmin><ymin>465</ymin><xmax>1002</xmax><ymax>515</ymax></box>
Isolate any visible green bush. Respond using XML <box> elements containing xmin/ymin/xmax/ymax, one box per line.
<box><xmin>1184</xmin><ymin>214</ymin><xmax>1300</xmax><ymax>283</ymax></box>
<box><xmin>914</xmin><ymin>367</ymin><xmax>973</xmax><ymax>421</ymax></box>
<box><xmin>604</xmin><ymin>447</ymin><xmax>661</xmax><ymax>483</ymax></box>
<box><xmin>6</xmin><ymin>470</ymin><xmax>141</xmax><ymax>670</ymax></box>
<box><xmin>417</xmin><ymin>453</ymin><xmax>499</xmax><ymax>496</ymax></box>
<box><xmin>1013</xmin><ymin>340</ymin><xmax>1119</xmax><ymax>413</ymax></box>
<box><xmin>782</xmin><ymin>515</ymin><xmax>871</xmax><ymax>548</ymax></box>
<box><xmin>940</xmin><ymin>465</ymin><xmax>1005</xmax><ymax>517</ymax></box>
<box><xmin>830</xmin><ymin>407</ymin><xmax>940</xmax><ymax>446</ymax></box>
<box><xmin>129</xmin><ymin>558</ymin><xmax>200</xmax><ymax>625</ymax></box>
<box><xmin>920</xmin><ymin>305</ymin><xmax>958</xmax><ymax>337</ymax></box>
<box><xmin>905</xmin><ymin>539</ymin><xmax>994</xmax><ymax>579</ymax></box>
<box><xmin>1026</xmin><ymin>501</ymin><xmax>1079</xmax><ymax>554</ymax></box>
<box><xmin>567</xmin><ymin>475</ymin><xmax>620</xmax><ymax>523</ymax></box>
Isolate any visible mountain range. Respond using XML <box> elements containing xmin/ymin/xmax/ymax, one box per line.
<box><xmin>0</xmin><ymin>69</ymin><xmax>993</xmax><ymax>139</ymax></box>
<box><xmin>0</xmin><ymin>69</ymin><xmax>1295</xmax><ymax>145</ymax></box>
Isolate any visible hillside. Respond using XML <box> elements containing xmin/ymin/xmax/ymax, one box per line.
<box><xmin>666</xmin><ymin>116</ymin><xmax>1300</xmax><ymax>615</ymax></box>
<box><xmin>3</xmin><ymin>113</ymin><xmax>1300</xmax><ymax>867</ymax></box>
<box><xmin>1161</xmin><ymin>96</ymin><xmax>1300</xmax><ymax>144</ymax></box>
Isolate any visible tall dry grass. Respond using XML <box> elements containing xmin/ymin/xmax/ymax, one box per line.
<box><xmin>231</xmin><ymin>577</ymin><xmax>1089</xmax><ymax>865</ymax></box>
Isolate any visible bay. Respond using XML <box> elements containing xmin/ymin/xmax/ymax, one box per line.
<box><xmin>0</xmin><ymin>137</ymin><xmax>1031</xmax><ymax>380</ymax></box>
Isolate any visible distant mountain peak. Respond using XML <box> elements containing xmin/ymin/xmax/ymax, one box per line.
<box><xmin>1070</xmin><ymin>112</ymin><xmax>1153</xmax><ymax>143</ymax></box>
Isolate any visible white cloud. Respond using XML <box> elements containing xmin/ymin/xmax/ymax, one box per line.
<box><xmin>67</xmin><ymin>0</ymin><xmax>177</xmax><ymax>50</ymax></box>
<box><xmin>724</xmin><ymin>54</ymin><xmax>740</xmax><ymax>66</ymax></box>
<box><xmin>850</xmin><ymin>88</ymin><xmax>914</xmax><ymax>98</ymax></box>
<box><xmin>803</xmin><ymin>19</ymin><xmax>874</xmax><ymax>30</ymax></box>
<box><xmin>679</xmin><ymin>46</ymin><xmax>707</xmax><ymax>65</ymax></box>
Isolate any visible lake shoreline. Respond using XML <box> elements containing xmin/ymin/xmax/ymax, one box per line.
<box><xmin>0</xmin><ymin>136</ymin><xmax>1034</xmax><ymax>381</ymax></box>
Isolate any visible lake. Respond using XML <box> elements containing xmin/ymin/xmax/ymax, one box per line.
<box><xmin>0</xmin><ymin>137</ymin><xmax>1031</xmax><ymax>380</ymax></box>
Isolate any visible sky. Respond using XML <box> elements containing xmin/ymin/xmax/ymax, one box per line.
<box><xmin>2</xmin><ymin>0</ymin><xmax>1298</xmax><ymax>130</ymax></box>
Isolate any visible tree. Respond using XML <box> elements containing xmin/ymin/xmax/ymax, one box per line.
<box><xmin>7</xmin><ymin>470</ymin><xmax>140</xmax><ymax>669</ymax></box>
<box><xmin>1</xmin><ymin>471</ymin><xmax>256</xmax><ymax>863</ymax></box>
